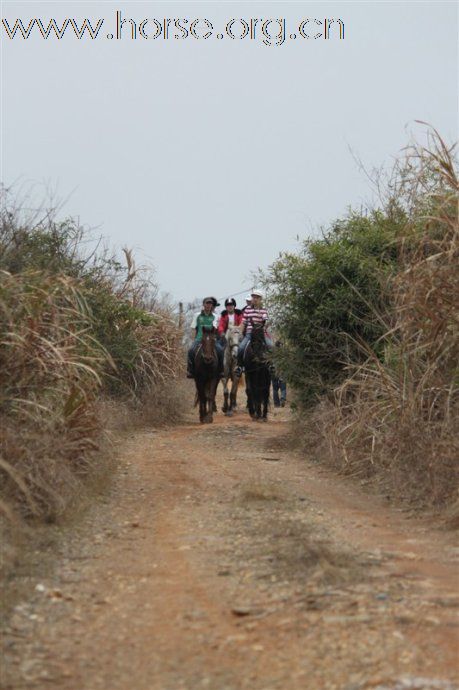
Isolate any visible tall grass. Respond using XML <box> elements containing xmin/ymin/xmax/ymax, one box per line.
<box><xmin>0</xmin><ymin>270</ymin><xmax>109</xmax><ymax>520</ymax></box>
<box><xmin>0</xmin><ymin>191</ymin><xmax>184</xmax><ymax>527</ymax></box>
<box><xmin>301</xmin><ymin>130</ymin><xmax>458</xmax><ymax>509</ymax></box>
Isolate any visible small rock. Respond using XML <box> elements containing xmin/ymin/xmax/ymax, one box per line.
<box><xmin>48</xmin><ymin>589</ymin><xmax>64</xmax><ymax>599</ymax></box>
<box><xmin>231</xmin><ymin>606</ymin><xmax>253</xmax><ymax>617</ymax></box>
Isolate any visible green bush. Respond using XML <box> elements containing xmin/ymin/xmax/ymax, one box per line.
<box><xmin>262</xmin><ymin>208</ymin><xmax>405</xmax><ymax>405</ymax></box>
<box><xmin>0</xmin><ymin>199</ymin><xmax>181</xmax><ymax>397</ymax></box>
<box><xmin>84</xmin><ymin>285</ymin><xmax>154</xmax><ymax>394</ymax></box>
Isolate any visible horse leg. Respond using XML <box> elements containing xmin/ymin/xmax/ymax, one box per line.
<box><xmin>208</xmin><ymin>378</ymin><xmax>219</xmax><ymax>423</ymax></box>
<box><xmin>255</xmin><ymin>373</ymin><xmax>263</xmax><ymax>420</ymax></box>
<box><xmin>212</xmin><ymin>379</ymin><xmax>218</xmax><ymax>414</ymax></box>
<box><xmin>246</xmin><ymin>377</ymin><xmax>256</xmax><ymax>419</ymax></box>
<box><xmin>228</xmin><ymin>390</ymin><xmax>235</xmax><ymax>416</ymax></box>
<box><xmin>226</xmin><ymin>383</ymin><xmax>233</xmax><ymax>416</ymax></box>
<box><xmin>230</xmin><ymin>359</ymin><xmax>238</xmax><ymax>411</ymax></box>
<box><xmin>262</xmin><ymin>370</ymin><xmax>270</xmax><ymax>421</ymax></box>
<box><xmin>256</xmin><ymin>392</ymin><xmax>262</xmax><ymax>420</ymax></box>
<box><xmin>195</xmin><ymin>381</ymin><xmax>204</xmax><ymax>423</ymax></box>
<box><xmin>262</xmin><ymin>390</ymin><xmax>269</xmax><ymax>421</ymax></box>
<box><xmin>200</xmin><ymin>383</ymin><xmax>208</xmax><ymax>422</ymax></box>
<box><xmin>199</xmin><ymin>392</ymin><xmax>206</xmax><ymax>423</ymax></box>
<box><xmin>222</xmin><ymin>378</ymin><xmax>229</xmax><ymax>414</ymax></box>
<box><xmin>201</xmin><ymin>380</ymin><xmax>210</xmax><ymax>423</ymax></box>
<box><xmin>228</xmin><ymin>374</ymin><xmax>238</xmax><ymax>415</ymax></box>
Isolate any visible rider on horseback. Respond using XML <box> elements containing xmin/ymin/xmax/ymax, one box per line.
<box><xmin>241</xmin><ymin>294</ymin><xmax>252</xmax><ymax>315</ymax></box>
<box><xmin>236</xmin><ymin>289</ymin><xmax>273</xmax><ymax>374</ymax></box>
<box><xmin>217</xmin><ymin>297</ymin><xmax>243</xmax><ymax>337</ymax></box>
<box><xmin>186</xmin><ymin>297</ymin><xmax>221</xmax><ymax>379</ymax></box>
<box><xmin>187</xmin><ymin>297</ymin><xmax>221</xmax><ymax>378</ymax></box>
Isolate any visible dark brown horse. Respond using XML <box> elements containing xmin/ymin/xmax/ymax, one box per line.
<box><xmin>243</xmin><ymin>323</ymin><xmax>271</xmax><ymax>421</ymax></box>
<box><xmin>194</xmin><ymin>327</ymin><xmax>219</xmax><ymax>423</ymax></box>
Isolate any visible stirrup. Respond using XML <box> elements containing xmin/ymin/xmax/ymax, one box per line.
<box><xmin>235</xmin><ymin>366</ymin><xmax>242</xmax><ymax>377</ymax></box>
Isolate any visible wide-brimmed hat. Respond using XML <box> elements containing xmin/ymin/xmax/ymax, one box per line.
<box><xmin>251</xmin><ymin>289</ymin><xmax>264</xmax><ymax>298</ymax></box>
<box><xmin>202</xmin><ymin>296</ymin><xmax>220</xmax><ymax>307</ymax></box>
<box><xmin>225</xmin><ymin>297</ymin><xmax>236</xmax><ymax>307</ymax></box>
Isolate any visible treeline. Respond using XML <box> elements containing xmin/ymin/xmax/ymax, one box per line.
<box><xmin>263</xmin><ymin>129</ymin><xmax>458</xmax><ymax>511</ymax></box>
<box><xmin>0</xmin><ymin>193</ymin><xmax>183</xmax><ymax>526</ymax></box>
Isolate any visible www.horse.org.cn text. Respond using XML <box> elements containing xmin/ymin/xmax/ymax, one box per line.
<box><xmin>2</xmin><ymin>13</ymin><xmax>345</xmax><ymax>46</ymax></box>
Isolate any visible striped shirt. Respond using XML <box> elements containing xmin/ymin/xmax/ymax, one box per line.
<box><xmin>242</xmin><ymin>307</ymin><xmax>268</xmax><ymax>334</ymax></box>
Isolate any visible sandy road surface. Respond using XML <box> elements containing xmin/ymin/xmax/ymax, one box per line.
<box><xmin>1</xmin><ymin>403</ymin><xmax>458</xmax><ymax>690</ymax></box>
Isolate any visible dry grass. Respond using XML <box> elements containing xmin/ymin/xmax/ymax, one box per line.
<box><xmin>0</xmin><ymin>194</ymin><xmax>188</xmax><ymax>588</ymax></box>
<box><xmin>0</xmin><ymin>270</ymin><xmax>110</xmax><ymax>523</ymax></box>
<box><xmin>238</xmin><ymin>479</ymin><xmax>288</xmax><ymax>503</ymax></box>
<box><xmin>299</xmin><ymin>129</ymin><xmax>459</xmax><ymax>513</ymax></box>
<box><xmin>129</xmin><ymin>311</ymin><xmax>184</xmax><ymax>395</ymax></box>
<box><xmin>99</xmin><ymin>379</ymin><xmax>191</xmax><ymax>434</ymax></box>
<box><xmin>0</xmin><ymin>203</ymin><xmax>186</xmax><ymax>549</ymax></box>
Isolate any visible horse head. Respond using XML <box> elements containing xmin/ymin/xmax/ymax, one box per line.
<box><xmin>250</xmin><ymin>322</ymin><xmax>267</xmax><ymax>360</ymax></box>
<box><xmin>227</xmin><ymin>326</ymin><xmax>241</xmax><ymax>360</ymax></box>
<box><xmin>200</xmin><ymin>327</ymin><xmax>217</xmax><ymax>363</ymax></box>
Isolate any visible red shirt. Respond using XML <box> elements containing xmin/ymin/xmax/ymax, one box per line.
<box><xmin>217</xmin><ymin>309</ymin><xmax>243</xmax><ymax>336</ymax></box>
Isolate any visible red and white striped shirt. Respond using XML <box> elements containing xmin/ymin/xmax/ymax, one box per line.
<box><xmin>242</xmin><ymin>307</ymin><xmax>268</xmax><ymax>334</ymax></box>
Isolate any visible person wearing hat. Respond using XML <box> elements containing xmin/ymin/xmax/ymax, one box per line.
<box><xmin>187</xmin><ymin>296</ymin><xmax>220</xmax><ymax>378</ymax></box>
<box><xmin>241</xmin><ymin>294</ymin><xmax>252</xmax><ymax>315</ymax></box>
<box><xmin>217</xmin><ymin>298</ymin><xmax>243</xmax><ymax>337</ymax></box>
<box><xmin>236</xmin><ymin>289</ymin><xmax>273</xmax><ymax>372</ymax></box>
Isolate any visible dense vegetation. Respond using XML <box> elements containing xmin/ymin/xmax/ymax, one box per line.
<box><xmin>264</xmin><ymin>209</ymin><xmax>403</xmax><ymax>406</ymax></box>
<box><xmin>263</xmin><ymin>129</ymin><xmax>458</xmax><ymax>510</ymax></box>
<box><xmin>0</xmin><ymin>195</ymin><xmax>183</xmax><ymax>524</ymax></box>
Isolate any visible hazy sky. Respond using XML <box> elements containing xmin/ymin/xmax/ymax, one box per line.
<box><xmin>2</xmin><ymin>1</ymin><xmax>458</xmax><ymax>304</ymax></box>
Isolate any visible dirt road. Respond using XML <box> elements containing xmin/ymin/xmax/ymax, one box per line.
<box><xmin>2</xmin><ymin>402</ymin><xmax>458</xmax><ymax>690</ymax></box>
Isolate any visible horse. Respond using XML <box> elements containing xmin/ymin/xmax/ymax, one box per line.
<box><xmin>221</xmin><ymin>325</ymin><xmax>242</xmax><ymax>416</ymax></box>
<box><xmin>194</xmin><ymin>327</ymin><xmax>220</xmax><ymax>423</ymax></box>
<box><xmin>242</xmin><ymin>323</ymin><xmax>271</xmax><ymax>421</ymax></box>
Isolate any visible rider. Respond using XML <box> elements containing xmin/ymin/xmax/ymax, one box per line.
<box><xmin>187</xmin><ymin>297</ymin><xmax>220</xmax><ymax>378</ymax></box>
<box><xmin>241</xmin><ymin>294</ymin><xmax>252</xmax><ymax>315</ymax></box>
<box><xmin>217</xmin><ymin>297</ymin><xmax>243</xmax><ymax>337</ymax></box>
<box><xmin>236</xmin><ymin>289</ymin><xmax>273</xmax><ymax>373</ymax></box>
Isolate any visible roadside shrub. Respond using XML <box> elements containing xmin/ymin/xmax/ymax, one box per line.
<box><xmin>0</xmin><ymin>270</ymin><xmax>109</xmax><ymax>519</ymax></box>
<box><xmin>261</xmin><ymin>208</ymin><xmax>404</xmax><ymax>405</ymax></box>
<box><xmin>0</xmin><ymin>190</ymin><xmax>184</xmax><ymax>524</ymax></box>
<box><xmin>280</xmin><ymin>128</ymin><xmax>458</xmax><ymax>511</ymax></box>
<box><xmin>328</xmin><ymin>132</ymin><xmax>458</xmax><ymax>507</ymax></box>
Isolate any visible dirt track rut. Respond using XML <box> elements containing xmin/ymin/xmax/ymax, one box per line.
<box><xmin>1</xmin><ymin>405</ymin><xmax>458</xmax><ymax>690</ymax></box>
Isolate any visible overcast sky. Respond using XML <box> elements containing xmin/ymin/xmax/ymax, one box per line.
<box><xmin>2</xmin><ymin>1</ymin><xmax>458</xmax><ymax>304</ymax></box>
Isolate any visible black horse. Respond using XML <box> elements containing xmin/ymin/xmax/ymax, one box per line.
<box><xmin>194</xmin><ymin>327</ymin><xmax>219</xmax><ymax>423</ymax></box>
<box><xmin>243</xmin><ymin>323</ymin><xmax>271</xmax><ymax>421</ymax></box>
